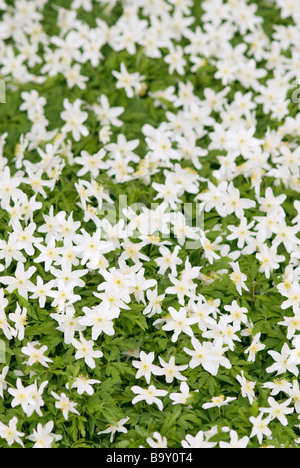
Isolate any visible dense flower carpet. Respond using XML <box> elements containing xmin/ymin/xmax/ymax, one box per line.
<box><xmin>0</xmin><ymin>0</ymin><xmax>300</xmax><ymax>448</ymax></box>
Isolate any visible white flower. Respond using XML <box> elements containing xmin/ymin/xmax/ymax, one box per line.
<box><xmin>79</xmin><ymin>300</ymin><xmax>119</xmax><ymax>340</ymax></box>
<box><xmin>202</xmin><ymin>316</ymin><xmax>241</xmax><ymax>351</ymax></box>
<box><xmin>224</xmin><ymin>301</ymin><xmax>248</xmax><ymax>326</ymax></box>
<box><xmin>27</xmin><ymin>421</ymin><xmax>62</xmax><ymax>448</ymax></box>
<box><xmin>262</xmin><ymin>378</ymin><xmax>292</xmax><ymax>397</ymax></box>
<box><xmin>170</xmin><ymin>382</ymin><xmax>193</xmax><ymax>405</ymax></box>
<box><xmin>236</xmin><ymin>371</ymin><xmax>256</xmax><ymax>405</ymax></box>
<box><xmin>132</xmin><ymin>351</ymin><xmax>163</xmax><ymax>384</ymax></box>
<box><xmin>92</xmin><ymin>94</ymin><xmax>124</xmax><ymax>127</ymax></box>
<box><xmin>162</xmin><ymin>306</ymin><xmax>198</xmax><ymax>342</ymax></box>
<box><xmin>202</xmin><ymin>395</ymin><xmax>236</xmax><ymax>410</ymax></box>
<box><xmin>8</xmin><ymin>378</ymin><xmax>47</xmax><ymax>417</ymax></box>
<box><xmin>244</xmin><ymin>333</ymin><xmax>265</xmax><ymax>362</ymax></box>
<box><xmin>72</xmin><ymin>332</ymin><xmax>103</xmax><ymax>369</ymax></box>
<box><xmin>287</xmin><ymin>380</ymin><xmax>300</xmax><ymax>414</ymax></box>
<box><xmin>74</xmin><ymin>149</ymin><xmax>109</xmax><ymax>179</ymax></box>
<box><xmin>143</xmin><ymin>288</ymin><xmax>165</xmax><ymax>317</ymax></box>
<box><xmin>249</xmin><ymin>413</ymin><xmax>272</xmax><ymax>445</ymax></box>
<box><xmin>0</xmin><ymin>262</ymin><xmax>36</xmax><ymax>300</ymax></box>
<box><xmin>266</xmin><ymin>343</ymin><xmax>298</xmax><ymax>377</ymax></box>
<box><xmin>21</xmin><ymin>341</ymin><xmax>52</xmax><ymax>368</ymax></box>
<box><xmin>219</xmin><ymin>430</ymin><xmax>249</xmax><ymax>448</ymax></box>
<box><xmin>131</xmin><ymin>385</ymin><xmax>168</xmax><ymax>411</ymax></box>
<box><xmin>184</xmin><ymin>337</ymin><xmax>231</xmax><ymax>376</ymax></box>
<box><xmin>146</xmin><ymin>432</ymin><xmax>168</xmax><ymax>448</ymax></box>
<box><xmin>0</xmin><ymin>309</ymin><xmax>15</xmax><ymax>340</ymax></box>
<box><xmin>281</xmin><ymin>282</ymin><xmax>300</xmax><ymax>314</ymax></box>
<box><xmin>60</xmin><ymin>98</ymin><xmax>89</xmax><ymax>142</ymax></box>
<box><xmin>181</xmin><ymin>430</ymin><xmax>217</xmax><ymax>449</ymax></box>
<box><xmin>8</xmin><ymin>378</ymin><xmax>30</xmax><ymax>412</ymax></box>
<box><xmin>51</xmin><ymin>307</ymin><xmax>86</xmax><ymax>345</ymax></box>
<box><xmin>0</xmin><ymin>417</ymin><xmax>25</xmax><ymax>447</ymax></box>
<box><xmin>112</xmin><ymin>63</ymin><xmax>145</xmax><ymax>98</ymax></box>
<box><xmin>155</xmin><ymin>245</ymin><xmax>182</xmax><ymax>276</ymax></box>
<box><xmin>158</xmin><ymin>356</ymin><xmax>188</xmax><ymax>383</ymax></box>
<box><xmin>66</xmin><ymin>375</ymin><xmax>101</xmax><ymax>396</ymax></box>
<box><xmin>256</xmin><ymin>245</ymin><xmax>285</xmax><ymax>279</ymax></box>
<box><xmin>51</xmin><ymin>392</ymin><xmax>80</xmax><ymax>420</ymax></box>
<box><xmin>29</xmin><ymin>276</ymin><xmax>56</xmax><ymax>308</ymax></box>
<box><xmin>227</xmin><ymin>217</ymin><xmax>255</xmax><ymax>249</ymax></box>
<box><xmin>164</xmin><ymin>45</ymin><xmax>187</xmax><ymax>75</ymax></box>
<box><xmin>98</xmin><ymin>417</ymin><xmax>129</xmax><ymax>443</ymax></box>
<box><xmin>0</xmin><ymin>366</ymin><xmax>9</xmax><ymax>399</ymax></box>
<box><xmin>99</xmin><ymin>126</ymin><xmax>112</xmax><ymax>144</ymax></box>
<box><xmin>25</xmin><ymin>380</ymin><xmax>48</xmax><ymax>418</ymax></box>
<box><xmin>260</xmin><ymin>397</ymin><xmax>294</xmax><ymax>426</ymax></box>
<box><xmin>229</xmin><ymin>262</ymin><xmax>249</xmax><ymax>295</ymax></box>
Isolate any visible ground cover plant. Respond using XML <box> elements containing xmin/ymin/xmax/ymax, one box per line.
<box><xmin>0</xmin><ymin>0</ymin><xmax>300</xmax><ymax>449</ymax></box>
